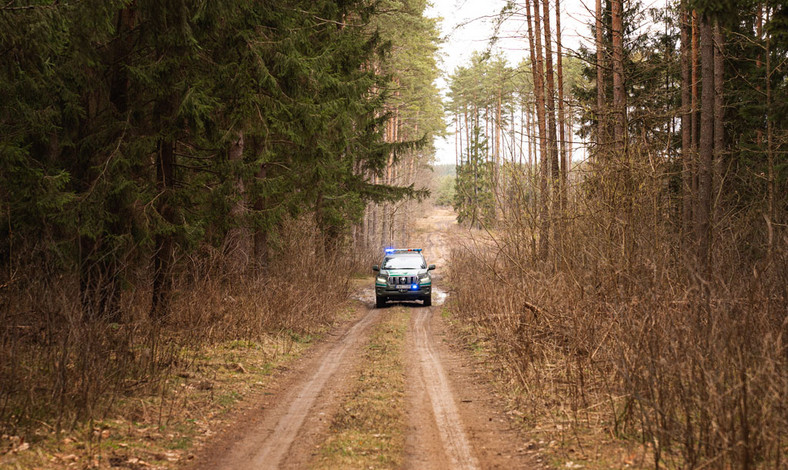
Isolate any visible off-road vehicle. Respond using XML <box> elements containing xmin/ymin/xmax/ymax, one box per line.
<box><xmin>372</xmin><ymin>248</ymin><xmax>435</xmax><ymax>308</ymax></box>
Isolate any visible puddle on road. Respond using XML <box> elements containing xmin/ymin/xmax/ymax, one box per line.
<box><xmin>351</xmin><ymin>287</ymin><xmax>376</xmax><ymax>305</ymax></box>
<box><xmin>433</xmin><ymin>287</ymin><xmax>448</xmax><ymax>305</ymax></box>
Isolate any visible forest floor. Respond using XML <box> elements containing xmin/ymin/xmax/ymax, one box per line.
<box><xmin>1</xmin><ymin>207</ymin><xmax>644</xmax><ymax>469</ymax></box>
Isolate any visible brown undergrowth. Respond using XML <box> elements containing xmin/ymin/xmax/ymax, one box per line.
<box><xmin>0</xmin><ymin>216</ymin><xmax>361</xmax><ymax>467</ymax></box>
<box><xmin>447</xmin><ymin>173</ymin><xmax>787</xmax><ymax>468</ymax></box>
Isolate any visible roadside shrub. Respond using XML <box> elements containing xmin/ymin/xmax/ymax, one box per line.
<box><xmin>0</xmin><ymin>215</ymin><xmax>351</xmax><ymax>440</ymax></box>
<box><xmin>448</xmin><ymin>161</ymin><xmax>787</xmax><ymax>468</ymax></box>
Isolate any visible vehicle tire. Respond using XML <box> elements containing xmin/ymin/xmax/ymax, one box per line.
<box><xmin>376</xmin><ymin>295</ymin><xmax>387</xmax><ymax>308</ymax></box>
<box><xmin>422</xmin><ymin>294</ymin><xmax>432</xmax><ymax>307</ymax></box>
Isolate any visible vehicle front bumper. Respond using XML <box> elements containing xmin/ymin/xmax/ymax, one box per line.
<box><xmin>376</xmin><ymin>284</ymin><xmax>431</xmax><ymax>299</ymax></box>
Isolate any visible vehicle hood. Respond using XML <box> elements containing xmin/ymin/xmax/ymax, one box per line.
<box><xmin>382</xmin><ymin>269</ymin><xmax>426</xmax><ymax>276</ymax></box>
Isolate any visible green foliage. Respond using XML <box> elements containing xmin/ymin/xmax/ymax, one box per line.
<box><xmin>723</xmin><ymin>2</ymin><xmax>788</xmax><ymax>197</ymax></box>
<box><xmin>447</xmin><ymin>51</ymin><xmax>516</xmax><ymax>126</ymax></box>
<box><xmin>434</xmin><ymin>175</ymin><xmax>456</xmax><ymax>206</ymax></box>
<box><xmin>445</xmin><ymin>47</ymin><xmax>584</xmax><ymax>229</ymax></box>
<box><xmin>454</xmin><ymin>126</ymin><xmax>495</xmax><ymax>228</ymax></box>
<box><xmin>0</xmin><ymin>0</ymin><xmax>433</xmax><ymax>316</ymax></box>
<box><xmin>689</xmin><ymin>0</ymin><xmax>739</xmax><ymax>18</ymax></box>
<box><xmin>574</xmin><ymin>0</ymin><xmax>788</xmax><ymax>217</ymax></box>
<box><xmin>374</xmin><ymin>0</ymin><xmax>445</xmax><ymax>145</ymax></box>
<box><xmin>574</xmin><ymin>0</ymin><xmax>677</xmax><ymax>153</ymax></box>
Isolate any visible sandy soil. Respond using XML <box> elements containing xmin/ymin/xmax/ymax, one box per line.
<box><xmin>187</xmin><ymin>206</ymin><xmax>539</xmax><ymax>469</ymax></box>
<box><xmin>404</xmin><ymin>307</ymin><xmax>479</xmax><ymax>469</ymax></box>
<box><xmin>187</xmin><ymin>305</ymin><xmax>383</xmax><ymax>470</ymax></box>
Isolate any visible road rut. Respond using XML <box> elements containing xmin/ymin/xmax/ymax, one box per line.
<box><xmin>190</xmin><ymin>207</ymin><xmax>539</xmax><ymax>469</ymax></box>
<box><xmin>191</xmin><ymin>308</ymin><xmax>381</xmax><ymax>470</ymax></box>
<box><xmin>406</xmin><ymin>307</ymin><xmax>479</xmax><ymax>469</ymax></box>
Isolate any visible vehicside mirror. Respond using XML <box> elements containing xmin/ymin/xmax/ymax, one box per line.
<box><xmin>428</xmin><ymin>264</ymin><xmax>436</xmax><ymax>271</ymax></box>
<box><xmin>372</xmin><ymin>265</ymin><xmax>380</xmax><ymax>272</ymax></box>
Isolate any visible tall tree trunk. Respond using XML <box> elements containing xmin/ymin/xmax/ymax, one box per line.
<box><xmin>496</xmin><ymin>88</ymin><xmax>502</xmax><ymax>196</ymax></box>
<box><xmin>460</xmin><ymin>112</ymin><xmax>465</xmax><ymax>165</ymax></box>
<box><xmin>455</xmin><ymin>113</ymin><xmax>460</xmax><ymax>168</ymax></box>
<box><xmin>508</xmin><ymin>103</ymin><xmax>517</xmax><ymax>215</ymax></box>
<box><xmin>392</xmin><ymin>103</ymin><xmax>400</xmax><ymax>243</ymax></box>
<box><xmin>568</xmin><ymin>100</ymin><xmax>574</xmax><ymax>170</ymax></box>
<box><xmin>486</xmin><ymin>105</ymin><xmax>491</xmax><ymax>164</ymax></box>
<box><xmin>696</xmin><ymin>14</ymin><xmax>714</xmax><ymax>279</ymax></box>
<box><xmin>253</xmin><ymin>157</ymin><xmax>269</xmax><ymax>269</ymax></box>
<box><xmin>78</xmin><ymin>6</ymin><xmax>136</xmax><ymax>323</ymax></box>
<box><xmin>465</xmin><ymin>107</ymin><xmax>471</xmax><ymax>166</ymax></box>
<box><xmin>520</xmin><ymin>99</ymin><xmax>525</xmax><ymax>167</ymax></box>
<box><xmin>382</xmin><ymin>114</ymin><xmax>393</xmax><ymax>246</ymax></box>
<box><xmin>681</xmin><ymin>5</ymin><xmax>693</xmax><ymax>241</ymax></box>
<box><xmin>691</xmin><ymin>10</ymin><xmax>700</xmax><ymax>204</ymax></box>
<box><xmin>764</xmin><ymin>9</ymin><xmax>775</xmax><ymax>234</ymax></box>
<box><xmin>595</xmin><ymin>0</ymin><xmax>607</xmax><ymax>159</ymax></box>
<box><xmin>526</xmin><ymin>0</ymin><xmax>550</xmax><ymax>259</ymax></box>
<box><xmin>225</xmin><ymin>132</ymin><xmax>249</xmax><ymax>274</ymax></box>
<box><xmin>713</xmin><ymin>21</ymin><xmax>724</xmax><ymax>232</ymax></box>
<box><xmin>760</xmin><ymin>5</ymin><xmax>778</xmax><ymax>265</ymax></box>
<box><xmin>556</xmin><ymin>0</ymin><xmax>568</xmax><ymax>211</ymax></box>
<box><xmin>151</xmin><ymin>134</ymin><xmax>176</xmax><ymax>320</ymax></box>
<box><xmin>542</xmin><ymin>0</ymin><xmax>561</xmax><ymax>260</ymax></box>
<box><xmin>611</xmin><ymin>0</ymin><xmax>626</xmax><ymax>151</ymax></box>
<box><xmin>526</xmin><ymin>100</ymin><xmax>535</xmax><ymax>181</ymax></box>
<box><xmin>472</xmin><ymin>113</ymin><xmax>480</xmax><ymax>228</ymax></box>
<box><xmin>369</xmin><ymin>175</ymin><xmax>378</xmax><ymax>249</ymax></box>
<box><xmin>108</xmin><ymin>7</ymin><xmax>134</xmax><ymax>120</ymax></box>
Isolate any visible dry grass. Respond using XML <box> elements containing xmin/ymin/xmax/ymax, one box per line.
<box><xmin>312</xmin><ymin>307</ymin><xmax>408</xmax><ymax>469</ymax></box>
<box><xmin>0</xmin><ymin>334</ymin><xmax>314</xmax><ymax>469</ymax></box>
<box><xmin>0</xmin><ymin>215</ymin><xmax>357</xmax><ymax>466</ymax></box>
<box><xmin>446</xmin><ymin>162</ymin><xmax>788</xmax><ymax>468</ymax></box>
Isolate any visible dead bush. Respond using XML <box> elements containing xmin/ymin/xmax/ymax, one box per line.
<box><xmin>448</xmin><ymin>159</ymin><xmax>787</xmax><ymax>468</ymax></box>
<box><xmin>0</xmin><ymin>214</ymin><xmax>352</xmax><ymax>442</ymax></box>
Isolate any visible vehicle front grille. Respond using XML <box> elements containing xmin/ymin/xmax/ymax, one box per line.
<box><xmin>389</xmin><ymin>276</ymin><xmax>417</xmax><ymax>286</ymax></box>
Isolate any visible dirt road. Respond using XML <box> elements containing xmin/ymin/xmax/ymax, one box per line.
<box><xmin>405</xmin><ymin>308</ymin><xmax>478</xmax><ymax>469</ymax></box>
<box><xmin>189</xmin><ymin>207</ymin><xmax>536</xmax><ymax>469</ymax></box>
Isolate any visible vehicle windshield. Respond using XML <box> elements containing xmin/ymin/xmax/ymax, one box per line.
<box><xmin>383</xmin><ymin>255</ymin><xmax>425</xmax><ymax>270</ymax></box>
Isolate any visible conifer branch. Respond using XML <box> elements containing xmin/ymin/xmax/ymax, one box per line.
<box><xmin>2</xmin><ymin>0</ymin><xmax>59</xmax><ymax>11</ymax></box>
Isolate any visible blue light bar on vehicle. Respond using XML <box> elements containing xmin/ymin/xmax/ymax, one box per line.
<box><xmin>384</xmin><ymin>248</ymin><xmax>422</xmax><ymax>254</ymax></box>
<box><xmin>411</xmin><ymin>284</ymin><xmax>419</xmax><ymax>290</ymax></box>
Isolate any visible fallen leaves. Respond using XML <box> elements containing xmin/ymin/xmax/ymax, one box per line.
<box><xmin>12</xmin><ymin>442</ymin><xmax>30</xmax><ymax>453</ymax></box>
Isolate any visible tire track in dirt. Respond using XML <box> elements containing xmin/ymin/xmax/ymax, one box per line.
<box><xmin>407</xmin><ymin>307</ymin><xmax>480</xmax><ymax>470</ymax></box>
<box><xmin>405</xmin><ymin>206</ymin><xmax>539</xmax><ymax>470</ymax></box>
<box><xmin>191</xmin><ymin>307</ymin><xmax>381</xmax><ymax>470</ymax></box>
<box><xmin>192</xmin><ymin>206</ymin><xmax>538</xmax><ymax>470</ymax></box>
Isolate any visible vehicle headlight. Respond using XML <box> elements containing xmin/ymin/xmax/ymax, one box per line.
<box><xmin>376</xmin><ymin>276</ymin><xmax>387</xmax><ymax>285</ymax></box>
<box><xmin>419</xmin><ymin>273</ymin><xmax>431</xmax><ymax>284</ymax></box>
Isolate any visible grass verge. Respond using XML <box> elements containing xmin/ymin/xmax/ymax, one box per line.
<box><xmin>441</xmin><ymin>305</ymin><xmax>655</xmax><ymax>470</ymax></box>
<box><xmin>312</xmin><ymin>307</ymin><xmax>409</xmax><ymax>469</ymax></box>
<box><xmin>0</xmin><ymin>332</ymin><xmax>316</xmax><ymax>469</ymax></box>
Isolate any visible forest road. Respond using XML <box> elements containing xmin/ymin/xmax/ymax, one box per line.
<box><xmin>188</xmin><ymin>206</ymin><xmax>538</xmax><ymax>469</ymax></box>
<box><xmin>403</xmin><ymin>207</ymin><xmax>538</xmax><ymax>469</ymax></box>
<box><xmin>401</xmin><ymin>301</ymin><xmax>539</xmax><ymax>469</ymax></box>
<box><xmin>403</xmin><ymin>307</ymin><xmax>479</xmax><ymax>469</ymax></box>
<box><xmin>188</xmin><ymin>305</ymin><xmax>384</xmax><ymax>470</ymax></box>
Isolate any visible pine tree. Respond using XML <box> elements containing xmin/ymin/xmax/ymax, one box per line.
<box><xmin>0</xmin><ymin>0</ymin><xmax>437</xmax><ymax>319</ymax></box>
<box><xmin>454</xmin><ymin>125</ymin><xmax>494</xmax><ymax>228</ymax></box>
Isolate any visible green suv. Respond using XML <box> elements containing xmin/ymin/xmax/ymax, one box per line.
<box><xmin>372</xmin><ymin>248</ymin><xmax>435</xmax><ymax>308</ymax></box>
